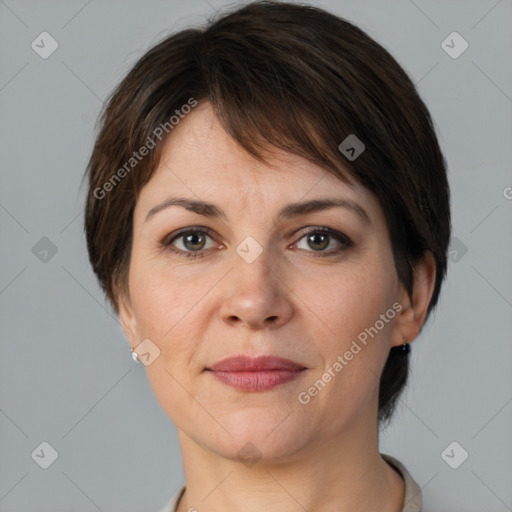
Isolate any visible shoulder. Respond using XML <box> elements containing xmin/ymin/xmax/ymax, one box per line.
<box><xmin>381</xmin><ymin>453</ymin><xmax>423</xmax><ymax>512</ymax></box>
<box><xmin>158</xmin><ymin>484</ymin><xmax>186</xmax><ymax>512</ymax></box>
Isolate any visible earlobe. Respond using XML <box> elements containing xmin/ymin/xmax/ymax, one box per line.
<box><xmin>392</xmin><ymin>251</ymin><xmax>437</xmax><ymax>346</ymax></box>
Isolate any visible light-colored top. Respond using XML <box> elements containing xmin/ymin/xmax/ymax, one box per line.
<box><xmin>158</xmin><ymin>453</ymin><xmax>422</xmax><ymax>512</ymax></box>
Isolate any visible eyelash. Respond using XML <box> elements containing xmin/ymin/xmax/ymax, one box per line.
<box><xmin>161</xmin><ymin>226</ymin><xmax>353</xmax><ymax>260</ymax></box>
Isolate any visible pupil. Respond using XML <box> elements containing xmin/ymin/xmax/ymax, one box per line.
<box><xmin>185</xmin><ymin>233</ymin><xmax>204</xmax><ymax>250</ymax></box>
<box><xmin>309</xmin><ymin>233</ymin><xmax>328</xmax><ymax>250</ymax></box>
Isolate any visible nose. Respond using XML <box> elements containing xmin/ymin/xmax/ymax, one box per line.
<box><xmin>218</xmin><ymin>247</ymin><xmax>293</xmax><ymax>330</ymax></box>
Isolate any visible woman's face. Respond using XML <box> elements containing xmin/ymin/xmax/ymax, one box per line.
<box><xmin>119</xmin><ymin>101</ymin><xmax>410</xmax><ymax>461</ymax></box>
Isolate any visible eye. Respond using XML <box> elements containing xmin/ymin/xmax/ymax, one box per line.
<box><xmin>161</xmin><ymin>226</ymin><xmax>353</xmax><ymax>260</ymax></box>
<box><xmin>162</xmin><ymin>227</ymin><xmax>219</xmax><ymax>259</ymax></box>
<box><xmin>293</xmin><ymin>227</ymin><xmax>353</xmax><ymax>256</ymax></box>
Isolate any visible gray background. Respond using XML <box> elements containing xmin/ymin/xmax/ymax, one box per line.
<box><xmin>1</xmin><ymin>0</ymin><xmax>511</xmax><ymax>510</ymax></box>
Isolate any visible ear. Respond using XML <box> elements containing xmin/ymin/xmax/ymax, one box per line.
<box><xmin>114</xmin><ymin>281</ymin><xmax>139</xmax><ymax>350</ymax></box>
<box><xmin>391</xmin><ymin>251</ymin><xmax>437</xmax><ymax>347</ymax></box>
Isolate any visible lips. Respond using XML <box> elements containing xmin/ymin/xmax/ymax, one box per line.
<box><xmin>206</xmin><ymin>355</ymin><xmax>307</xmax><ymax>392</ymax></box>
<box><xmin>206</xmin><ymin>355</ymin><xmax>306</xmax><ymax>372</ymax></box>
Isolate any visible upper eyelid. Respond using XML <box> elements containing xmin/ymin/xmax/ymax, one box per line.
<box><xmin>165</xmin><ymin>226</ymin><xmax>351</xmax><ymax>248</ymax></box>
<box><xmin>165</xmin><ymin>226</ymin><xmax>218</xmax><ymax>244</ymax></box>
<box><xmin>294</xmin><ymin>226</ymin><xmax>351</xmax><ymax>243</ymax></box>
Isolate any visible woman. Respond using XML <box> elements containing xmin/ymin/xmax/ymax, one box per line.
<box><xmin>83</xmin><ymin>1</ymin><xmax>451</xmax><ymax>511</ymax></box>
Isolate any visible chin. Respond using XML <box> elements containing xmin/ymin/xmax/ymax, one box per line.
<box><xmin>199</xmin><ymin>416</ymin><xmax>311</xmax><ymax>463</ymax></box>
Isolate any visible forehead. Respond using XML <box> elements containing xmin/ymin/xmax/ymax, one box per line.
<box><xmin>136</xmin><ymin>101</ymin><xmax>379</xmax><ymax>222</ymax></box>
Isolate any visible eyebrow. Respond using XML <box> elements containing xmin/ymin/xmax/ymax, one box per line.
<box><xmin>144</xmin><ymin>196</ymin><xmax>371</xmax><ymax>225</ymax></box>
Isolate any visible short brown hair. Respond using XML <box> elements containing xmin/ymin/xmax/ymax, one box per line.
<box><xmin>83</xmin><ymin>0</ymin><xmax>451</xmax><ymax>426</ymax></box>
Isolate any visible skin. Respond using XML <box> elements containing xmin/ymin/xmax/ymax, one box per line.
<box><xmin>117</xmin><ymin>100</ymin><xmax>436</xmax><ymax>512</ymax></box>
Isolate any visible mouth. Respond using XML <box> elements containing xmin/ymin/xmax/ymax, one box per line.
<box><xmin>206</xmin><ymin>354</ymin><xmax>306</xmax><ymax>372</ymax></box>
<box><xmin>205</xmin><ymin>355</ymin><xmax>307</xmax><ymax>392</ymax></box>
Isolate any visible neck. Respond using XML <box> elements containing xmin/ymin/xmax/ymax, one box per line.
<box><xmin>175</xmin><ymin>398</ymin><xmax>404</xmax><ymax>512</ymax></box>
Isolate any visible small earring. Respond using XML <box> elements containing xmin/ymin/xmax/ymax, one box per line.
<box><xmin>402</xmin><ymin>337</ymin><xmax>410</xmax><ymax>353</ymax></box>
<box><xmin>131</xmin><ymin>347</ymin><xmax>139</xmax><ymax>362</ymax></box>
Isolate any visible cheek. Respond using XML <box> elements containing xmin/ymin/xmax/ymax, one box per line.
<box><xmin>299</xmin><ymin>267</ymin><xmax>396</xmax><ymax>424</ymax></box>
<box><xmin>128</xmin><ymin>265</ymin><xmax>205</xmax><ymax>423</ymax></box>
<box><xmin>128</xmin><ymin>259</ymin><xmax>220</xmax><ymax>378</ymax></box>
<box><xmin>304</xmin><ymin>257</ymin><xmax>397</xmax><ymax>404</ymax></box>
<box><xmin>307</xmin><ymin>259</ymin><xmax>395</xmax><ymax>337</ymax></box>
<box><xmin>129</xmin><ymin>257</ymin><xmax>203</xmax><ymax>338</ymax></box>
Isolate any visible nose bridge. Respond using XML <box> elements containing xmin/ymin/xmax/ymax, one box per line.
<box><xmin>218</xmin><ymin>234</ymin><xmax>293</xmax><ymax>328</ymax></box>
<box><xmin>232</xmin><ymin>236</ymin><xmax>281</xmax><ymax>299</ymax></box>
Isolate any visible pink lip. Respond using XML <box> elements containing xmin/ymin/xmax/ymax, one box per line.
<box><xmin>206</xmin><ymin>355</ymin><xmax>307</xmax><ymax>392</ymax></box>
<box><xmin>207</xmin><ymin>355</ymin><xmax>306</xmax><ymax>372</ymax></box>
